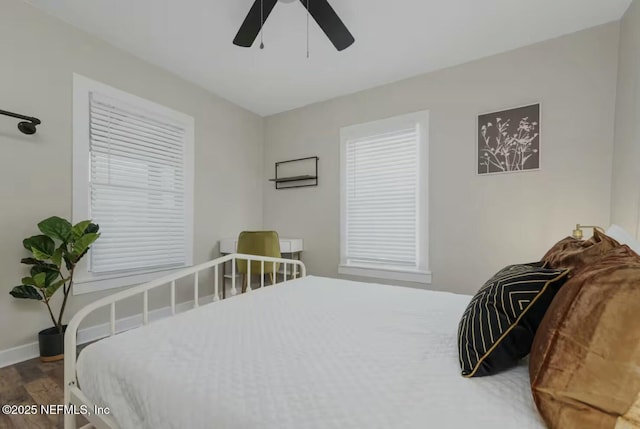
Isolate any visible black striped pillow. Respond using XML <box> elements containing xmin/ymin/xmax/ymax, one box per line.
<box><xmin>458</xmin><ymin>263</ymin><xmax>569</xmax><ymax>377</ymax></box>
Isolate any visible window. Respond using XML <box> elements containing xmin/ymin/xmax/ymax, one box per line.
<box><xmin>73</xmin><ymin>74</ymin><xmax>194</xmax><ymax>294</ymax></box>
<box><xmin>339</xmin><ymin>111</ymin><xmax>430</xmax><ymax>283</ymax></box>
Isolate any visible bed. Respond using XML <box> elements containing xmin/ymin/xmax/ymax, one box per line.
<box><xmin>64</xmin><ymin>254</ymin><xmax>544</xmax><ymax>429</ymax></box>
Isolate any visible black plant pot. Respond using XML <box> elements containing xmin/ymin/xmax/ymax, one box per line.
<box><xmin>38</xmin><ymin>325</ymin><xmax>67</xmax><ymax>362</ymax></box>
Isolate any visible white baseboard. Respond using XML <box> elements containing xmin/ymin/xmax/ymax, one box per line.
<box><xmin>0</xmin><ymin>342</ymin><xmax>39</xmax><ymax>369</ymax></box>
<box><xmin>0</xmin><ymin>294</ymin><xmax>215</xmax><ymax>369</ymax></box>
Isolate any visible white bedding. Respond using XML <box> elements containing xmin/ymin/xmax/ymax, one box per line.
<box><xmin>77</xmin><ymin>276</ymin><xmax>545</xmax><ymax>429</ymax></box>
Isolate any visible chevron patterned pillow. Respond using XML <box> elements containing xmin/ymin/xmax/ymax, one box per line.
<box><xmin>458</xmin><ymin>263</ymin><xmax>569</xmax><ymax>377</ymax></box>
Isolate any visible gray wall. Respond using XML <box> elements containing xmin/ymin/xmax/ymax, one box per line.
<box><xmin>263</xmin><ymin>23</ymin><xmax>620</xmax><ymax>294</ymax></box>
<box><xmin>0</xmin><ymin>0</ymin><xmax>625</xmax><ymax>356</ymax></box>
<box><xmin>611</xmin><ymin>0</ymin><xmax>640</xmax><ymax>235</ymax></box>
<box><xmin>0</xmin><ymin>0</ymin><xmax>264</xmax><ymax>351</ymax></box>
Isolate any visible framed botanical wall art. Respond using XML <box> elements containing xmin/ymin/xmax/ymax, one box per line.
<box><xmin>477</xmin><ymin>103</ymin><xmax>541</xmax><ymax>175</ymax></box>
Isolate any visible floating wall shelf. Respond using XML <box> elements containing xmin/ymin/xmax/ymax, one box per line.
<box><xmin>270</xmin><ymin>157</ymin><xmax>319</xmax><ymax>189</ymax></box>
<box><xmin>269</xmin><ymin>174</ymin><xmax>318</xmax><ymax>183</ymax></box>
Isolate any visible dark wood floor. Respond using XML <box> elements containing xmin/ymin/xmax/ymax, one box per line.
<box><xmin>0</xmin><ymin>358</ymin><xmax>66</xmax><ymax>429</ymax></box>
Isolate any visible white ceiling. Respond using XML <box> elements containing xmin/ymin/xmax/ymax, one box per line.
<box><xmin>26</xmin><ymin>0</ymin><xmax>631</xmax><ymax>116</ymax></box>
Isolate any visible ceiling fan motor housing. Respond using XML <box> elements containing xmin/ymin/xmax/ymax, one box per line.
<box><xmin>233</xmin><ymin>0</ymin><xmax>355</xmax><ymax>51</ymax></box>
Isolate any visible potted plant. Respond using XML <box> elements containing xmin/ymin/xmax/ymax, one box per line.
<box><xmin>10</xmin><ymin>216</ymin><xmax>100</xmax><ymax>362</ymax></box>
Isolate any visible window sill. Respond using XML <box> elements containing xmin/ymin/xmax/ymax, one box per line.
<box><xmin>73</xmin><ymin>266</ymin><xmax>190</xmax><ymax>295</ymax></box>
<box><xmin>338</xmin><ymin>264</ymin><xmax>432</xmax><ymax>284</ymax></box>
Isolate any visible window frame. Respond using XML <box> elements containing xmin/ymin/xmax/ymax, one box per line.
<box><xmin>339</xmin><ymin>111</ymin><xmax>430</xmax><ymax>284</ymax></box>
<box><xmin>72</xmin><ymin>74</ymin><xmax>195</xmax><ymax>294</ymax></box>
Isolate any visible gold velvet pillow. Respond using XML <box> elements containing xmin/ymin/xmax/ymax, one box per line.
<box><xmin>530</xmin><ymin>245</ymin><xmax>640</xmax><ymax>429</ymax></box>
<box><xmin>542</xmin><ymin>230</ymin><xmax>620</xmax><ymax>273</ymax></box>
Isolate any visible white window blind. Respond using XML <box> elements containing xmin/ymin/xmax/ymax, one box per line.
<box><xmin>88</xmin><ymin>92</ymin><xmax>189</xmax><ymax>274</ymax></box>
<box><xmin>344</xmin><ymin>124</ymin><xmax>420</xmax><ymax>269</ymax></box>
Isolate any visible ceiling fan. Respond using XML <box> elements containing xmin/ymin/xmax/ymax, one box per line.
<box><xmin>233</xmin><ymin>0</ymin><xmax>355</xmax><ymax>51</ymax></box>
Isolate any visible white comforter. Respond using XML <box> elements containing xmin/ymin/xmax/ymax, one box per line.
<box><xmin>77</xmin><ymin>276</ymin><xmax>545</xmax><ymax>429</ymax></box>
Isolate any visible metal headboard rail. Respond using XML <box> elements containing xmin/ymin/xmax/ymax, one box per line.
<box><xmin>63</xmin><ymin>253</ymin><xmax>306</xmax><ymax>429</ymax></box>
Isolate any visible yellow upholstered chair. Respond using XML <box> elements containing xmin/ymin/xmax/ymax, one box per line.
<box><xmin>236</xmin><ymin>231</ymin><xmax>281</xmax><ymax>293</ymax></box>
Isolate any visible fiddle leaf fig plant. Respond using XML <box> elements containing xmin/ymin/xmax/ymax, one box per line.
<box><xmin>10</xmin><ymin>216</ymin><xmax>100</xmax><ymax>334</ymax></box>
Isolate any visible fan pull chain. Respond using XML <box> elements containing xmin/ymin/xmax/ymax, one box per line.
<box><xmin>260</xmin><ymin>0</ymin><xmax>265</xmax><ymax>49</ymax></box>
<box><xmin>306</xmin><ymin>0</ymin><xmax>310</xmax><ymax>58</ymax></box>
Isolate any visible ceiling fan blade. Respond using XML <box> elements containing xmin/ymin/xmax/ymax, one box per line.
<box><xmin>300</xmin><ymin>0</ymin><xmax>354</xmax><ymax>51</ymax></box>
<box><xmin>233</xmin><ymin>0</ymin><xmax>279</xmax><ymax>47</ymax></box>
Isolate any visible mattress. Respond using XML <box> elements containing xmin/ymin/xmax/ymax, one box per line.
<box><xmin>77</xmin><ymin>275</ymin><xmax>545</xmax><ymax>429</ymax></box>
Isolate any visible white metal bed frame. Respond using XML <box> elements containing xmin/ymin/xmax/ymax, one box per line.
<box><xmin>63</xmin><ymin>253</ymin><xmax>306</xmax><ymax>429</ymax></box>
